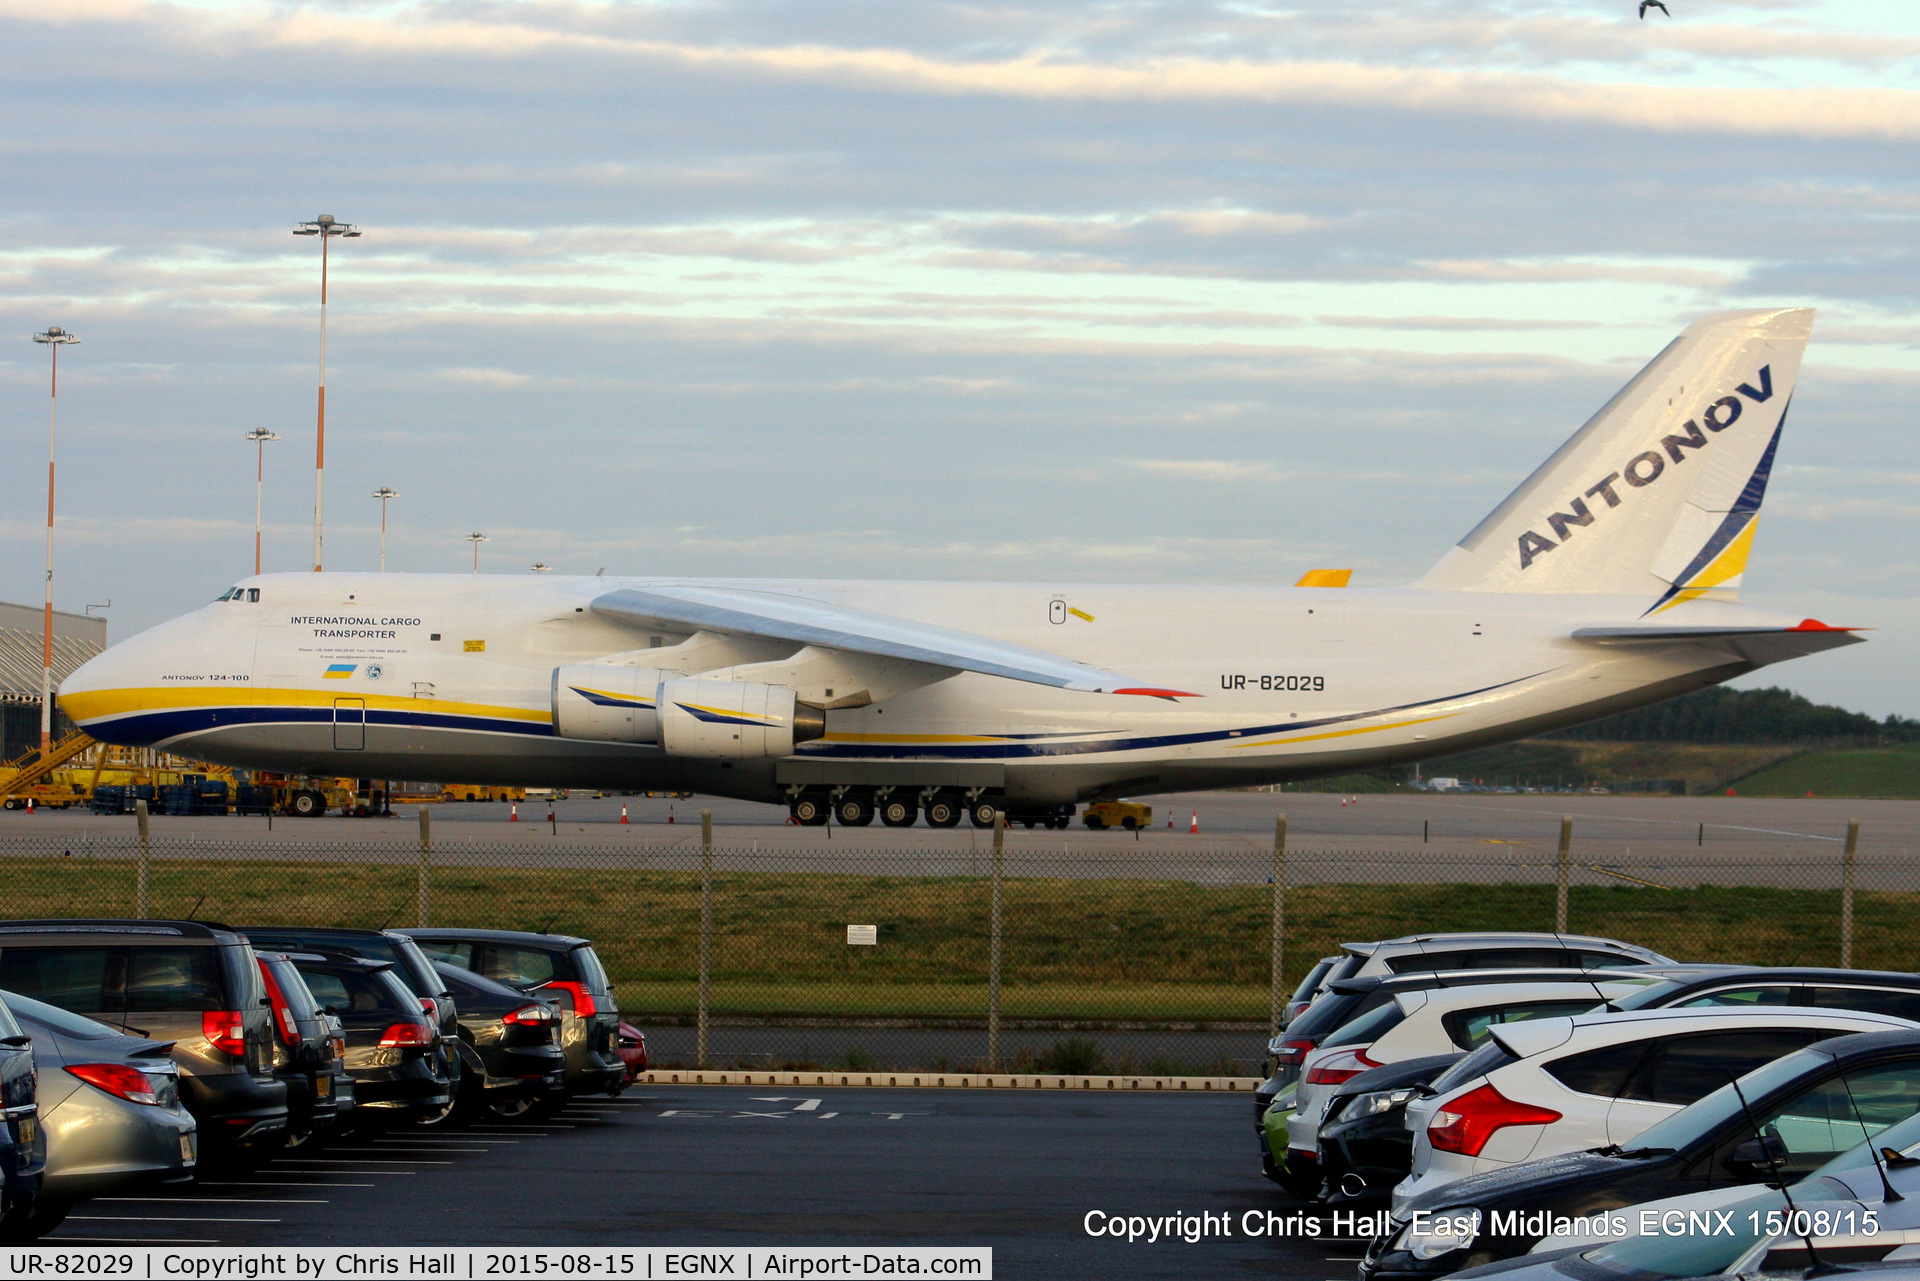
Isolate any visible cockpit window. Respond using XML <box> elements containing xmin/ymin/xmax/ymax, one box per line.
<box><xmin>215</xmin><ymin>587</ymin><xmax>240</xmax><ymax>601</ymax></box>
<box><xmin>247</xmin><ymin>588</ymin><xmax>260</xmax><ymax>602</ymax></box>
<box><xmin>214</xmin><ymin>587</ymin><xmax>260</xmax><ymax>603</ymax></box>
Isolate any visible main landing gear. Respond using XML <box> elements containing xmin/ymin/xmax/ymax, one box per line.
<box><xmin>786</xmin><ymin>789</ymin><xmax>1074</xmax><ymax>830</ymax></box>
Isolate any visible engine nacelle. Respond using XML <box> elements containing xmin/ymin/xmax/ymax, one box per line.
<box><xmin>551</xmin><ymin>665</ymin><xmax>667</xmax><ymax>743</ymax></box>
<box><xmin>657</xmin><ymin>678</ymin><xmax>826</xmax><ymax>759</ymax></box>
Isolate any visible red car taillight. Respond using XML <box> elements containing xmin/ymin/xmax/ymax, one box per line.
<box><xmin>258</xmin><ymin>962</ymin><xmax>301</xmax><ymax>1047</ymax></box>
<box><xmin>1428</xmin><ymin>1085</ymin><xmax>1563</xmax><ymax>1157</ymax></box>
<box><xmin>503</xmin><ymin>1003</ymin><xmax>557</xmax><ymax>1026</ymax></box>
<box><xmin>67</xmin><ymin>1062</ymin><xmax>161</xmax><ymax>1106</ymax></box>
<box><xmin>378</xmin><ymin>1021</ymin><xmax>434</xmax><ymax>1048</ymax></box>
<box><xmin>1305</xmin><ymin>1047</ymin><xmax>1380</xmax><ymax>1086</ymax></box>
<box><xmin>540</xmin><ymin>981</ymin><xmax>596</xmax><ymax>1018</ymax></box>
<box><xmin>330</xmin><ymin>1035</ymin><xmax>347</xmax><ymax>1058</ymax></box>
<box><xmin>202</xmin><ymin>1010</ymin><xmax>247</xmax><ymax>1057</ymax></box>
<box><xmin>1286</xmin><ymin>1001</ymin><xmax>1313</xmax><ymax>1024</ymax></box>
<box><xmin>1273</xmin><ymin>1037</ymin><xmax>1317</xmax><ymax>1066</ymax></box>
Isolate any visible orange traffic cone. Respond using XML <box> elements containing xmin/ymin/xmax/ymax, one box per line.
<box><xmin>509</xmin><ymin>803</ymin><xmax>519</xmax><ymax>822</ymax></box>
<box><xmin>620</xmin><ymin>804</ymin><xmax>630</xmax><ymax>824</ymax></box>
<box><xmin>25</xmin><ymin>798</ymin><xmax>34</xmax><ymax>815</ymax></box>
<box><xmin>1726</xmin><ymin>787</ymin><xmax>1737</xmax><ymax>797</ymax></box>
<box><xmin>669</xmin><ymin>805</ymin><xmax>676</xmax><ymax>824</ymax></box>
<box><xmin>1189</xmin><ymin>811</ymin><xmax>1198</xmax><ymax>834</ymax></box>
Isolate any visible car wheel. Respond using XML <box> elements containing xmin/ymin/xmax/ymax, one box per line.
<box><xmin>485</xmin><ymin>1094</ymin><xmax>540</xmax><ymax>1121</ymax></box>
<box><xmin>1122</xmin><ymin>818</ymin><xmax>1138</xmax><ymax>830</ymax></box>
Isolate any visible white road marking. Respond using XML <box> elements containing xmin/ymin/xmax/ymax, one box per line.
<box><xmin>70</xmin><ymin>1216</ymin><xmax>281</xmax><ymax>1223</ymax></box>
<box><xmin>792</xmin><ymin>1099</ymin><xmax>821</xmax><ymax>1111</ymax></box>
<box><xmin>98</xmin><ymin>1198</ymin><xmax>326</xmax><ymax>1204</ymax></box>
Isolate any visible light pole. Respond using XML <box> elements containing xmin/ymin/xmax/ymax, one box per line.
<box><xmin>32</xmin><ymin>326</ymin><xmax>78</xmax><ymax>756</ymax></box>
<box><xmin>372</xmin><ymin>487</ymin><xmax>400</xmax><ymax>571</ymax></box>
<box><xmin>246</xmin><ymin>428</ymin><xmax>279</xmax><ymax>575</ymax></box>
<box><xmin>292</xmin><ymin>214</ymin><xmax>361</xmax><ymax>572</ymax></box>
<box><xmin>466</xmin><ymin>532</ymin><xmax>488</xmax><ymax>573</ymax></box>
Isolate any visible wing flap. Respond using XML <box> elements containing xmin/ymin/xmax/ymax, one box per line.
<box><xmin>590</xmin><ymin>586</ymin><xmax>1156</xmax><ymax>694</ymax></box>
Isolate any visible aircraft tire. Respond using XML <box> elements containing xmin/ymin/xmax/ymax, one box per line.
<box><xmin>835</xmin><ymin>795</ymin><xmax>875</xmax><ymax>827</ymax></box>
<box><xmin>924</xmin><ymin>797</ymin><xmax>961</xmax><ymax>827</ymax></box>
<box><xmin>290</xmin><ymin>790</ymin><xmax>326</xmax><ymax>817</ymax></box>
<box><xmin>791</xmin><ymin>794</ymin><xmax>829</xmax><ymax>825</ymax></box>
<box><xmin>878</xmin><ymin>797</ymin><xmax>916</xmax><ymax>827</ymax></box>
<box><xmin>968</xmin><ymin>801</ymin><xmax>999</xmax><ymax>829</ymax></box>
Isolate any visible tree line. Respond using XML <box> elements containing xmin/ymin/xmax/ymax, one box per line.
<box><xmin>1550</xmin><ymin>685</ymin><xmax>1920</xmax><ymax>746</ymax></box>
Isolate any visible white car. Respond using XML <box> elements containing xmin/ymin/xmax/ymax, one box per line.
<box><xmin>1319</xmin><ymin>933</ymin><xmax>1674</xmax><ymax>991</ymax></box>
<box><xmin>1393</xmin><ymin>1005</ymin><xmax>1918</xmax><ymax>1213</ymax></box>
<box><xmin>1284</xmin><ymin>979</ymin><xmax>1652</xmax><ymax>1166</ymax></box>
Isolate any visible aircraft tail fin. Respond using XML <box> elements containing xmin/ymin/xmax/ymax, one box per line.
<box><xmin>1415</xmin><ymin>308</ymin><xmax>1813</xmax><ymax>611</ymax></box>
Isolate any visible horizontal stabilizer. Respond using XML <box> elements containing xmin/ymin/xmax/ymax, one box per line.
<box><xmin>591</xmin><ymin>585</ymin><xmax>1163</xmax><ymax>694</ymax></box>
<box><xmin>1570</xmin><ymin>620</ymin><xmax>1863</xmax><ymax>666</ymax></box>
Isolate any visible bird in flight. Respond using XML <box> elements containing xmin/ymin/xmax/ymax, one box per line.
<box><xmin>1640</xmin><ymin>0</ymin><xmax>1670</xmax><ymax>15</ymax></box>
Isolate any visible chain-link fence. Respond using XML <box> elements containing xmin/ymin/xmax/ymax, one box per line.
<box><xmin>1</xmin><ymin>810</ymin><xmax>1913</xmax><ymax>1076</ymax></box>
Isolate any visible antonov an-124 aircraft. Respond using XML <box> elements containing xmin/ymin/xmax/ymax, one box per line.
<box><xmin>59</xmin><ymin>308</ymin><xmax>1861</xmax><ymax>826</ymax></box>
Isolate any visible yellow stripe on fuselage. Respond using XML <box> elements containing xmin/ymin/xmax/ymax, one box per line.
<box><xmin>1226</xmin><ymin>713</ymin><xmax>1457</xmax><ymax>750</ymax></box>
<box><xmin>61</xmin><ymin>685</ymin><xmax>551</xmax><ymax>726</ymax></box>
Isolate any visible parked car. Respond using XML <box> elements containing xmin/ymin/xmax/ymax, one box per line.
<box><xmin>1315</xmin><ymin>1054</ymin><xmax>1465</xmax><ymax>1207</ymax></box>
<box><xmin>1</xmin><ymin>990</ymin><xmax>195</xmax><ymax>1238</ymax></box>
<box><xmin>1602</xmin><ymin>965</ymin><xmax>1920</xmax><ymax>1021</ymax></box>
<box><xmin>1363</xmin><ymin>1026</ymin><xmax>1920</xmax><ymax>1279</ymax></box>
<box><xmin>1280</xmin><ymin>957</ymin><xmax>1342</xmax><ymax>1031</ymax></box>
<box><xmin>0</xmin><ymin>920</ymin><xmax>286</xmax><ymax>1165</ymax></box>
<box><xmin>284</xmin><ymin>953</ymin><xmax>450</xmax><ymax>1126</ymax></box>
<box><xmin>1395</xmin><ymin>1006</ymin><xmax>1917</xmax><ymax>1211</ymax></box>
<box><xmin>429</xmin><ymin>962</ymin><xmax>566</xmax><ymax>1121</ymax></box>
<box><xmin>617</xmin><ymin>1022</ymin><xmax>648</xmax><ymax>1084</ymax></box>
<box><xmin>1320</xmin><ymin>934</ymin><xmax>1675</xmax><ymax>989</ymax></box>
<box><xmin>0</xmin><ymin>993</ymin><xmax>44</xmax><ymax>1244</ymax></box>
<box><xmin>254</xmin><ymin>952</ymin><xmax>354</xmax><ymax>1146</ymax></box>
<box><xmin>400</xmin><ymin>929</ymin><xmax>623</xmax><ymax>1098</ymax></box>
<box><xmin>1284</xmin><ymin>980</ymin><xmax>1648</xmax><ymax>1192</ymax></box>
<box><xmin>241</xmin><ymin>927</ymin><xmax>464</xmax><ymax>1117</ymax></box>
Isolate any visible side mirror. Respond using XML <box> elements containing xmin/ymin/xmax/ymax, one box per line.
<box><xmin>1726</xmin><ymin>1135</ymin><xmax>1787</xmax><ymax>1171</ymax></box>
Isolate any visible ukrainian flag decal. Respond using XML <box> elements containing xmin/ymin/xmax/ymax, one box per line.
<box><xmin>323</xmin><ymin>664</ymin><xmax>357</xmax><ymax>679</ymax></box>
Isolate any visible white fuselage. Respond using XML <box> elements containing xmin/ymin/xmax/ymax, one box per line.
<box><xmin>57</xmin><ymin>572</ymin><xmax>1807</xmax><ymax>805</ymax></box>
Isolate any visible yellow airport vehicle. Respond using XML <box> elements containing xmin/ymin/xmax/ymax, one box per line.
<box><xmin>1083</xmin><ymin>800</ymin><xmax>1152</xmax><ymax>830</ymax></box>
<box><xmin>441</xmin><ymin>783</ymin><xmax>527</xmax><ymax>803</ymax></box>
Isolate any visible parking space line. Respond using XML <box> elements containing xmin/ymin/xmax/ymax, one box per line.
<box><xmin>196</xmin><ymin>1181</ymin><xmax>373</xmax><ymax>1188</ymax></box>
<box><xmin>70</xmin><ymin>1221</ymin><xmax>280</xmax><ymax>1229</ymax></box>
<box><xmin>264</xmin><ymin>1165</ymin><xmax>418</xmax><ymax>1172</ymax></box>
<box><xmin>98</xmin><ymin>1198</ymin><xmax>327</xmax><ymax>1204</ymax></box>
<box><xmin>329</xmin><ymin>1147</ymin><xmax>482</xmax><ymax>1154</ymax></box>
<box><xmin>53</xmin><ymin>1237</ymin><xmax>219</xmax><ymax>1244</ymax></box>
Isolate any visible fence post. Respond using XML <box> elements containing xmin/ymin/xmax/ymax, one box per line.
<box><xmin>135</xmin><ymin>798</ymin><xmax>150</xmax><ymax>919</ymax></box>
<box><xmin>1270</xmin><ymin>814</ymin><xmax>1288</xmax><ymax>1043</ymax></box>
<box><xmin>988</xmin><ymin>810</ymin><xmax>1004</xmax><ymax>1072</ymax></box>
<box><xmin>417</xmin><ymin>805</ymin><xmax>431</xmax><ymax>927</ymax></box>
<box><xmin>1556</xmin><ymin>815</ymin><xmax>1572</xmax><ymax>933</ymax></box>
<box><xmin>1841</xmin><ymin>817</ymin><xmax>1858</xmax><ymax>969</ymax></box>
<box><xmin>699</xmin><ymin>809</ymin><xmax>713</xmax><ymax>1068</ymax></box>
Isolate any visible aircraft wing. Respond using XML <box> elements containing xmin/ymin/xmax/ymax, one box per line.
<box><xmin>1570</xmin><ymin>620</ymin><xmax>1863</xmax><ymax>666</ymax></box>
<box><xmin>590</xmin><ymin>586</ymin><xmax>1182</xmax><ymax>695</ymax></box>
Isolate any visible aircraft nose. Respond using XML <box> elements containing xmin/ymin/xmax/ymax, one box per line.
<box><xmin>57</xmin><ymin>623</ymin><xmax>189</xmax><ymax>747</ymax></box>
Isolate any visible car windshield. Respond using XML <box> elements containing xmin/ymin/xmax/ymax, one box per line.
<box><xmin>1430</xmin><ymin>1039</ymin><xmax>1520</xmax><ymax>1094</ymax></box>
<box><xmin>1286</xmin><ymin>992</ymin><xmax>1370</xmax><ymax>1040</ymax></box>
<box><xmin>1623</xmin><ymin>1047</ymin><xmax>1835</xmax><ymax>1154</ymax></box>
<box><xmin>1810</xmin><ymin>1097</ymin><xmax>1920</xmax><ymax>1178</ymax></box>
<box><xmin>1290</xmin><ymin>960</ymin><xmax>1337</xmax><ymax>1006</ymax></box>
<box><xmin>573</xmin><ymin>945</ymin><xmax>612</xmax><ymax>993</ymax></box>
<box><xmin>1578</xmin><ymin>1187</ymin><xmax>1793</xmax><ymax>1278</ymax></box>
<box><xmin>0</xmin><ymin>989</ymin><xmax>120</xmax><ymax>1040</ymax></box>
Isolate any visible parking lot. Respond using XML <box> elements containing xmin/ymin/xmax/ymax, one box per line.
<box><xmin>46</xmin><ymin>1087</ymin><xmax>1349</xmax><ymax>1278</ymax></box>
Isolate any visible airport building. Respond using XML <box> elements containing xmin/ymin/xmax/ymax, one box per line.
<box><xmin>0</xmin><ymin>599</ymin><xmax>105</xmax><ymax>760</ymax></box>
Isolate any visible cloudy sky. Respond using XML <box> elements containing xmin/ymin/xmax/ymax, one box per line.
<box><xmin>1</xmin><ymin>0</ymin><xmax>1916</xmax><ymax>715</ymax></box>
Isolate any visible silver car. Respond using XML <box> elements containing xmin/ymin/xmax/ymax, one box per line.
<box><xmin>2</xmin><ymin>991</ymin><xmax>197</xmax><ymax>1238</ymax></box>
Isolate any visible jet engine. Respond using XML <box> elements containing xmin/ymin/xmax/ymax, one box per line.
<box><xmin>657</xmin><ymin>677</ymin><xmax>826</xmax><ymax>759</ymax></box>
<box><xmin>551</xmin><ymin>665</ymin><xmax>826</xmax><ymax>758</ymax></box>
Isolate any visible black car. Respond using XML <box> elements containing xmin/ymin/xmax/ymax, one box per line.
<box><xmin>284</xmin><ymin>953</ymin><xmax>451</xmax><ymax>1125</ymax></box>
<box><xmin>241</xmin><ymin>927</ymin><xmax>464</xmax><ymax>1113</ymax></box>
<box><xmin>256</xmin><ymin>952</ymin><xmax>355</xmax><ymax>1146</ymax></box>
<box><xmin>0</xmin><ymin>994</ymin><xmax>45</xmax><ymax>1244</ymax></box>
<box><xmin>400</xmin><ymin>929</ymin><xmax>623</xmax><ymax>1098</ymax></box>
<box><xmin>1318</xmin><ymin>1053</ymin><xmax>1465</xmax><ymax>1206</ymax></box>
<box><xmin>432</xmin><ymin>962</ymin><xmax>567</xmax><ymax>1120</ymax></box>
<box><xmin>1361</xmin><ymin>1028</ymin><xmax>1920</xmax><ymax>1280</ymax></box>
<box><xmin>0</xmin><ymin>920</ymin><xmax>286</xmax><ymax>1164</ymax></box>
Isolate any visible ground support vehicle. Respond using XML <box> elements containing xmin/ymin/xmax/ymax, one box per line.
<box><xmin>0</xmin><ymin>920</ymin><xmax>286</xmax><ymax>1167</ymax></box>
<box><xmin>2</xmin><ymin>991</ymin><xmax>196</xmax><ymax>1237</ymax></box>
<box><xmin>441</xmin><ymin>784</ymin><xmax>526</xmax><ymax>803</ymax></box>
<box><xmin>1083</xmin><ymin>801</ymin><xmax>1151</xmax><ymax>829</ymax></box>
<box><xmin>402</xmin><ymin>929</ymin><xmax>624</xmax><ymax>1099</ymax></box>
<box><xmin>1363</xmin><ymin>1028</ymin><xmax>1920</xmax><ymax>1279</ymax></box>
